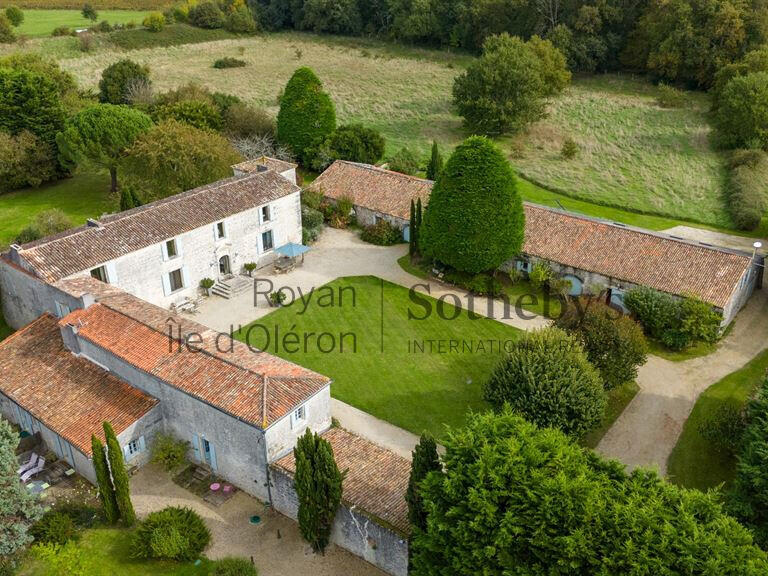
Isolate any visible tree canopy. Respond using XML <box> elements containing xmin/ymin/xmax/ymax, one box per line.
<box><xmin>714</xmin><ymin>72</ymin><xmax>768</xmax><ymax>150</ymax></box>
<box><xmin>277</xmin><ymin>67</ymin><xmax>336</xmax><ymax>164</ymax></box>
<box><xmin>420</xmin><ymin>136</ymin><xmax>524</xmax><ymax>273</ymax></box>
<box><xmin>99</xmin><ymin>59</ymin><xmax>151</xmax><ymax>105</ymax></box>
<box><xmin>411</xmin><ymin>409</ymin><xmax>768</xmax><ymax>576</ymax></box>
<box><xmin>57</xmin><ymin>104</ymin><xmax>153</xmax><ymax>192</ymax></box>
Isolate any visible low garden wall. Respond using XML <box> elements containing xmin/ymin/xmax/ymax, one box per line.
<box><xmin>270</xmin><ymin>466</ymin><xmax>409</xmax><ymax>576</ymax></box>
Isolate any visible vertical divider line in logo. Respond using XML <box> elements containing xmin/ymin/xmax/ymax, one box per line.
<box><xmin>380</xmin><ymin>277</ymin><xmax>385</xmax><ymax>353</ymax></box>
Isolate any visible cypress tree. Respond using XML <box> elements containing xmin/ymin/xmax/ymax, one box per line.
<box><xmin>420</xmin><ymin>136</ymin><xmax>524</xmax><ymax>274</ymax></box>
<box><xmin>277</xmin><ymin>67</ymin><xmax>336</xmax><ymax>165</ymax></box>
<box><xmin>119</xmin><ymin>188</ymin><xmax>134</xmax><ymax>211</ymax></box>
<box><xmin>103</xmin><ymin>421</ymin><xmax>135</xmax><ymax>526</ymax></box>
<box><xmin>406</xmin><ymin>434</ymin><xmax>441</xmax><ymax>531</ymax></box>
<box><xmin>426</xmin><ymin>140</ymin><xmax>443</xmax><ymax>180</ymax></box>
<box><xmin>409</xmin><ymin>199</ymin><xmax>416</xmax><ymax>256</ymax></box>
<box><xmin>91</xmin><ymin>434</ymin><xmax>119</xmax><ymax>524</ymax></box>
<box><xmin>294</xmin><ymin>429</ymin><xmax>345</xmax><ymax>554</ymax></box>
<box><xmin>415</xmin><ymin>197</ymin><xmax>423</xmax><ymax>256</ymax></box>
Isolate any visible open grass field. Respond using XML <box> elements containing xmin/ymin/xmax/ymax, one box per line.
<box><xmin>15</xmin><ymin>9</ymin><xmax>150</xmax><ymax>36</ymax></box>
<box><xmin>236</xmin><ymin>276</ymin><xmax>521</xmax><ymax>439</ymax></box>
<box><xmin>667</xmin><ymin>348</ymin><xmax>768</xmax><ymax>490</ymax></box>
<box><xmin>2</xmin><ymin>0</ymin><xmax>170</xmax><ymax>8</ymax></box>
<box><xmin>18</xmin><ymin>528</ymin><xmax>213</xmax><ymax>576</ymax></box>
<box><xmin>0</xmin><ymin>171</ymin><xmax>116</xmax><ymax>247</ymax></box>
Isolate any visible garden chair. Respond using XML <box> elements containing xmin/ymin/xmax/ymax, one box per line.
<box><xmin>17</xmin><ymin>452</ymin><xmax>39</xmax><ymax>476</ymax></box>
<box><xmin>20</xmin><ymin>457</ymin><xmax>45</xmax><ymax>483</ymax></box>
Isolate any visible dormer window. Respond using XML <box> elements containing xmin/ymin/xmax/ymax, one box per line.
<box><xmin>90</xmin><ymin>265</ymin><xmax>108</xmax><ymax>283</ymax></box>
<box><xmin>261</xmin><ymin>205</ymin><xmax>271</xmax><ymax>223</ymax></box>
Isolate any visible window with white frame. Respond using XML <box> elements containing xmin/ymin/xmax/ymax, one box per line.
<box><xmin>169</xmin><ymin>268</ymin><xmax>184</xmax><ymax>292</ymax></box>
<box><xmin>261</xmin><ymin>205</ymin><xmax>271</xmax><ymax>223</ymax></box>
<box><xmin>215</xmin><ymin>221</ymin><xmax>227</xmax><ymax>240</ymax></box>
<box><xmin>261</xmin><ymin>230</ymin><xmax>274</xmax><ymax>252</ymax></box>
<box><xmin>90</xmin><ymin>265</ymin><xmax>108</xmax><ymax>283</ymax></box>
<box><xmin>124</xmin><ymin>436</ymin><xmax>146</xmax><ymax>461</ymax></box>
<box><xmin>166</xmin><ymin>239</ymin><xmax>178</xmax><ymax>258</ymax></box>
<box><xmin>291</xmin><ymin>404</ymin><xmax>306</xmax><ymax>428</ymax></box>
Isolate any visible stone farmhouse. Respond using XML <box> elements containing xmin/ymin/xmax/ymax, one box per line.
<box><xmin>311</xmin><ymin>161</ymin><xmax>762</xmax><ymax>326</ymax></box>
<box><xmin>0</xmin><ymin>159</ymin><xmax>411</xmax><ymax>576</ymax></box>
<box><xmin>2</xmin><ymin>158</ymin><xmax>302</xmax><ymax>326</ymax></box>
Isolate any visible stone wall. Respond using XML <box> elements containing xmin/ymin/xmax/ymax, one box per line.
<box><xmin>353</xmin><ymin>206</ymin><xmax>408</xmax><ymax>231</ymax></box>
<box><xmin>270</xmin><ymin>466</ymin><xmax>408</xmax><ymax>576</ymax></box>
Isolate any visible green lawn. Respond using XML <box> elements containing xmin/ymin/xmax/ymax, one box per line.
<box><xmin>16</xmin><ymin>9</ymin><xmax>151</xmax><ymax>36</ymax></box>
<box><xmin>236</xmin><ymin>276</ymin><xmax>521</xmax><ymax>439</ymax></box>
<box><xmin>0</xmin><ymin>171</ymin><xmax>115</xmax><ymax>247</ymax></box>
<box><xmin>667</xmin><ymin>348</ymin><xmax>768</xmax><ymax>490</ymax></box>
<box><xmin>582</xmin><ymin>380</ymin><xmax>640</xmax><ymax>449</ymax></box>
<box><xmin>19</xmin><ymin>528</ymin><xmax>213</xmax><ymax>575</ymax></box>
<box><xmin>107</xmin><ymin>24</ymin><xmax>238</xmax><ymax>50</ymax></box>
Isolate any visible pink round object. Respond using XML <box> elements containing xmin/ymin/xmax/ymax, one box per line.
<box><xmin>222</xmin><ymin>485</ymin><xmax>232</xmax><ymax>493</ymax></box>
<box><xmin>210</xmin><ymin>482</ymin><xmax>221</xmax><ymax>491</ymax></box>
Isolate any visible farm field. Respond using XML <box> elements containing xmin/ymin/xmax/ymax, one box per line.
<box><xmin>236</xmin><ymin>276</ymin><xmax>521</xmax><ymax>440</ymax></box>
<box><xmin>15</xmin><ymin>9</ymin><xmax>150</xmax><ymax>36</ymax></box>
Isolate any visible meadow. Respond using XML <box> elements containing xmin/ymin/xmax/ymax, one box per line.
<box><xmin>15</xmin><ymin>9</ymin><xmax>150</xmax><ymax>36</ymax></box>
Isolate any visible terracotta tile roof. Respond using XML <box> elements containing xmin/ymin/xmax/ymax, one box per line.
<box><xmin>307</xmin><ymin>160</ymin><xmax>432</xmax><ymax>221</ymax></box>
<box><xmin>274</xmin><ymin>427</ymin><xmax>411</xmax><ymax>535</ymax></box>
<box><xmin>15</xmin><ymin>170</ymin><xmax>300</xmax><ymax>283</ymax></box>
<box><xmin>0</xmin><ymin>315</ymin><xmax>158</xmax><ymax>456</ymax></box>
<box><xmin>522</xmin><ymin>204</ymin><xmax>753</xmax><ymax>308</ymax></box>
<box><xmin>233</xmin><ymin>156</ymin><xmax>298</xmax><ymax>174</ymax></box>
<box><xmin>59</xmin><ymin>299</ymin><xmax>330</xmax><ymax>429</ymax></box>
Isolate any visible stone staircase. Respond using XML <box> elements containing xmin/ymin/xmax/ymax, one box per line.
<box><xmin>211</xmin><ymin>275</ymin><xmax>252</xmax><ymax>299</ymax></box>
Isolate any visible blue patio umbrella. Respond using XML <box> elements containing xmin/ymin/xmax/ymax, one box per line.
<box><xmin>275</xmin><ymin>242</ymin><xmax>310</xmax><ymax>259</ymax></box>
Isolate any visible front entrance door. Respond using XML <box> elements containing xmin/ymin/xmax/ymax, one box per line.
<box><xmin>202</xmin><ymin>438</ymin><xmax>217</xmax><ymax>470</ymax></box>
<box><xmin>218</xmin><ymin>255</ymin><xmax>231</xmax><ymax>277</ymax></box>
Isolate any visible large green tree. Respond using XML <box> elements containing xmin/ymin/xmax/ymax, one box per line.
<box><xmin>0</xmin><ymin>418</ymin><xmax>42</xmax><ymax>571</ymax></box>
<box><xmin>277</xmin><ymin>67</ymin><xmax>336</xmax><ymax>164</ymax></box>
<box><xmin>411</xmin><ymin>409</ymin><xmax>768</xmax><ymax>575</ymax></box>
<box><xmin>484</xmin><ymin>327</ymin><xmax>606</xmax><ymax>438</ymax></box>
<box><xmin>715</xmin><ymin>72</ymin><xmax>768</xmax><ymax>150</ymax></box>
<box><xmin>99</xmin><ymin>59</ymin><xmax>151</xmax><ymax>105</ymax></box>
<box><xmin>556</xmin><ymin>296</ymin><xmax>648</xmax><ymax>390</ymax></box>
<box><xmin>103</xmin><ymin>421</ymin><xmax>135</xmax><ymax>526</ymax></box>
<box><xmin>293</xmin><ymin>429</ymin><xmax>345</xmax><ymax>553</ymax></box>
<box><xmin>452</xmin><ymin>33</ymin><xmax>569</xmax><ymax>135</ymax></box>
<box><xmin>420</xmin><ymin>136</ymin><xmax>524</xmax><ymax>273</ymax></box>
<box><xmin>91</xmin><ymin>434</ymin><xmax>119</xmax><ymax>524</ymax></box>
<box><xmin>122</xmin><ymin>120</ymin><xmax>242</xmax><ymax>201</ymax></box>
<box><xmin>57</xmin><ymin>104</ymin><xmax>153</xmax><ymax>192</ymax></box>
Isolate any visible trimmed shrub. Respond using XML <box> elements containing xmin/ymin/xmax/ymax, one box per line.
<box><xmin>0</xmin><ymin>14</ymin><xmax>16</xmax><ymax>43</ymax></box>
<box><xmin>726</xmin><ymin>149</ymin><xmax>768</xmax><ymax>230</ymax></box>
<box><xmin>0</xmin><ymin>130</ymin><xmax>56</xmax><ymax>192</ymax></box>
<box><xmin>213</xmin><ymin>57</ymin><xmax>246</xmax><ymax>69</ymax></box>
<box><xmin>277</xmin><ymin>67</ymin><xmax>336</xmax><ymax>164</ymax></box>
<box><xmin>142</xmin><ymin>12</ymin><xmax>165</xmax><ymax>32</ymax></box>
<box><xmin>99</xmin><ymin>59</ymin><xmax>150</xmax><ymax>104</ymax></box>
<box><xmin>387</xmin><ymin>146</ymin><xmax>419</xmax><ymax>175</ymax></box>
<box><xmin>420</xmin><ymin>137</ymin><xmax>524</xmax><ymax>274</ymax></box>
<box><xmin>132</xmin><ymin>506</ymin><xmax>211</xmax><ymax>561</ymax></box>
<box><xmin>150</xmin><ymin>433</ymin><xmax>189</xmax><ymax>471</ymax></box>
<box><xmin>556</xmin><ymin>297</ymin><xmax>648</xmax><ymax>390</ymax></box>
<box><xmin>485</xmin><ymin>327</ymin><xmax>606</xmax><ymax>437</ymax></box>
<box><xmin>699</xmin><ymin>404</ymin><xmax>746</xmax><ymax>455</ymax></box>
<box><xmin>360</xmin><ymin>220</ymin><xmax>402</xmax><ymax>245</ymax></box>
<box><xmin>211</xmin><ymin>557</ymin><xmax>258</xmax><ymax>576</ymax></box>
<box><xmin>153</xmin><ymin>100</ymin><xmax>222</xmax><ymax>131</ymax></box>
<box><xmin>189</xmin><ymin>1</ymin><xmax>225</xmax><ymax>29</ymax></box>
<box><xmin>30</xmin><ymin>512</ymin><xmax>76</xmax><ymax>546</ymax></box>
<box><xmin>5</xmin><ymin>6</ymin><xmax>23</xmax><ymax>27</ymax></box>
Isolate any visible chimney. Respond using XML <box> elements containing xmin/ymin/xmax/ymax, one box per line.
<box><xmin>59</xmin><ymin>321</ymin><xmax>81</xmax><ymax>355</ymax></box>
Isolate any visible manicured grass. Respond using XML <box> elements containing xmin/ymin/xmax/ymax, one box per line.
<box><xmin>16</xmin><ymin>9</ymin><xmax>151</xmax><ymax>37</ymax></box>
<box><xmin>582</xmin><ymin>380</ymin><xmax>640</xmax><ymax>449</ymax></box>
<box><xmin>9</xmin><ymin>0</ymin><xmax>170</xmax><ymax>8</ymax></box>
<box><xmin>19</xmin><ymin>528</ymin><xmax>213</xmax><ymax>575</ymax></box>
<box><xmin>667</xmin><ymin>348</ymin><xmax>768</xmax><ymax>490</ymax></box>
<box><xmin>236</xmin><ymin>276</ymin><xmax>520</xmax><ymax>439</ymax></box>
<box><xmin>0</xmin><ymin>171</ymin><xmax>116</xmax><ymax>247</ymax></box>
<box><xmin>107</xmin><ymin>24</ymin><xmax>238</xmax><ymax>50</ymax></box>
<box><xmin>510</xmin><ymin>74</ymin><xmax>730</xmax><ymax>228</ymax></box>
<box><xmin>647</xmin><ymin>338</ymin><xmax>718</xmax><ymax>362</ymax></box>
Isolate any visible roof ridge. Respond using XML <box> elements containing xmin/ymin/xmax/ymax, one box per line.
<box><xmin>335</xmin><ymin>160</ymin><xmax>434</xmax><ymax>184</ymax></box>
<box><xmin>523</xmin><ymin>202</ymin><xmax>754</xmax><ymax>260</ymax></box>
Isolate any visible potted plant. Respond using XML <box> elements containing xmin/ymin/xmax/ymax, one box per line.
<box><xmin>243</xmin><ymin>262</ymin><xmax>257</xmax><ymax>277</ymax></box>
<box><xmin>269</xmin><ymin>290</ymin><xmax>287</xmax><ymax>307</ymax></box>
<box><xmin>200</xmin><ymin>277</ymin><xmax>215</xmax><ymax>296</ymax></box>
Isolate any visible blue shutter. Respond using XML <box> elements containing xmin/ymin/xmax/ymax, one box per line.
<box><xmin>191</xmin><ymin>434</ymin><xmax>201</xmax><ymax>461</ymax></box>
<box><xmin>138</xmin><ymin>436</ymin><xmax>146</xmax><ymax>452</ymax></box>
<box><xmin>208</xmin><ymin>441</ymin><xmax>217</xmax><ymax>471</ymax></box>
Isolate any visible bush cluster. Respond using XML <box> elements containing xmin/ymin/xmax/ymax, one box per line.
<box><xmin>726</xmin><ymin>149</ymin><xmax>768</xmax><ymax>230</ymax></box>
<box><xmin>153</xmin><ymin>99</ymin><xmax>223</xmax><ymax>131</ymax></box>
<box><xmin>29</xmin><ymin>512</ymin><xmax>77</xmax><ymax>546</ymax></box>
<box><xmin>360</xmin><ymin>220</ymin><xmax>402</xmax><ymax>245</ymax></box>
<box><xmin>150</xmin><ymin>433</ymin><xmax>189</xmax><ymax>471</ymax></box>
<box><xmin>484</xmin><ymin>327</ymin><xmax>606</xmax><ymax>438</ymax></box>
<box><xmin>131</xmin><ymin>506</ymin><xmax>210</xmax><ymax>561</ymax></box>
<box><xmin>223</xmin><ymin>103</ymin><xmax>274</xmax><ymax>138</ymax></box>
<box><xmin>0</xmin><ymin>130</ymin><xmax>56</xmax><ymax>193</ymax></box>
<box><xmin>623</xmin><ymin>286</ymin><xmax>722</xmax><ymax>350</ymax></box>
<box><xmin>320</xmin><ymin>195</ymin><xmax>354</xmax><ymax>228</ymax></box>
<box><xmin>99</xmin><ymin>59</ymin><xmax>151</xmax><ymax>104</ymax></box>
<box><xmin>442</xmin><ymin>269</ymin><xmax>504</xmax><ymax>297</ymax></box>
<box><xmin>698</xmin><ymin>404</ymin><xmax>746</xmax><ymax>456</ymax></box>
<box><xmin>51</xmin><ymin>25</ymin><xmax>75</xmax><ymax>36</ymax></box>
<box><xmin>387</xmin><ymin>146</ymin><xmax>419</xmax><ymax>175</ymax></box>
<box><xmin>211</xmin><ymin>557</ymin><xmax>259</xmax><ymax>576</ymax></box>
<box><xmin>213</xmin><ymin>57</ymin><xmax>246</xmax><ymax>69</ymax></box>
<box><xmin>308</xmin><ymin>123</ymin><xmax>385</xmax><ymax>170</ymax></box>
<box><xmin>14</xmin><ymin>209</ymin><xmax>73</xmax><ymax>244</ymax></box>
<box><xmin>143</xmin><ymin>12</ymin><xmax>165</xmax><ymax>32</ymax></box>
